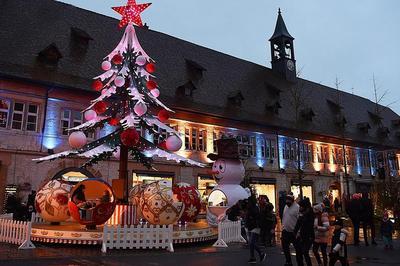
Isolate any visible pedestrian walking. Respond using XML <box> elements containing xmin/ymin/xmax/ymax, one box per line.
<box><xmin>380</xmin><ymin>211</ymin><xmax>394</xmax><ymax>250</ymax></box>
<box><xmin>279</xmin><ymin>190</ymin><xmax>287</xmax><ymax>220</ymax></box>
<box><xmin>334</xmin><ymin>198</ymin><xmax>340</xmax><ymax>213</ymax></box>
<box><xmin>360</xmin><ymin>192</ymin><xmax>377</xmax><ymax>246</ymax></box>
<box><xmin>346</xmin><ymin>194</ymin><xmax>361</xmax><ymax>245</ymax></box>
<box><xmin>245</xmin><ymin>195</ymin><xmax>266</xmax><ymax>264</ymax></box>
<box><xmin>313</xmin><ymin>203</ymin><xmax>330</xmax><ymax>266</ymax></box>
<box><xmin>293</xmin><ymin>198</ymin><xmax>315</xmax><ymax>266</ymax></box>
<box><xmin>329</xmin><ymin>218</ymin><xmax>349</xmax><ymax>266</ymax></box>
<box><xmin>281</xmin><ymin>193</ymin><xmax>300</xmax><ymax>266</ymax></box>
<box><xmin>259</xmin><ymin>195</ymin><xmax>276</xmax><ymax>247</ymax></box>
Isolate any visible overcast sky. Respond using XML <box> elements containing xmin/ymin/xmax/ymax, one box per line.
<box><xmin>58</xmin><ymin>0</ymin><xmax>400</xmax><ymax>113</ymax></box>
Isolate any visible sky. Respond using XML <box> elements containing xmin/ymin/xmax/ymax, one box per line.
<box><xmin>58</xmin><ymin>0</ymin><xmax>400</xmax><ymax>113</ymax></box>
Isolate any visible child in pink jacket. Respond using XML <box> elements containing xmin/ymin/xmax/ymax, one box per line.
<box><xmin>313</xmin><ymin>203</ymin><xmax>330</xmax><ymax>266</ymax></box>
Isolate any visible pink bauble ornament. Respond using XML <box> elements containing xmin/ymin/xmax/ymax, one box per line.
<box><xmin>165</xmin><ymin>135</ymin><xmax>182</xmax><ymax>152</ymax></box>
<box><xmin>173</xmin><ymin>182</ymin><xmax>201</xmax><ymax>222</ymax></box>
<box><xmin>101</xmin><ymin>61</ymin><xmax>111</xmax><ymax>71</ymax></box>
<box><xmin>134</xmin><ymin>102</ymin><xmax>147</xmax><ymax>116</ymax></box>
<box><xmin>150</xmin><ymin>89</ymin><xmax>160</xmax><ymax>98</ymax></box>
<box><xmin>136</xmin><ymin>55</ymin><xmax>146</xmax><ymax>66</ymax></box>
<box><xmin>68</xmin><ymin>131</ymin><xmax>87</xmax><ymax>149</ymax></box>
<box><xmin>114</xmin><ymin>76</ymin><xmax>125</xmax><ymax>87</ymax></box>
<box><xmin>84</xmin><ymin>110</ymin><xmax>97</xmax><ymax>121</ymax></box>
<box><xmin>113</xmin><ymin>147</ymin><xmax>121</xmax><ymax>159</ymax></box>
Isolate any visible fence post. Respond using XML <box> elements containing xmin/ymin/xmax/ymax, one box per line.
<box><xmin>167</xmin><ymin>225</ymin><xmax>174</xmax><ymax>252</ymax></box>
<box><xmin>101</xmin><ymin>224</ymin><xmax>108</xmax><ymax>253</ymax></box>
<box><xmin>18</xmin><ymin>221</ymin><xmax>35</xmax><ymax>249</ymax></box>
<box><xmin>212</xmin><ymin>222</ymin><xmax>228</xmax><ymax>247</ymax></box>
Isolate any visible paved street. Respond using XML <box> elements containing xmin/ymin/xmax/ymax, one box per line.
<box><xmin>0</xmin><ymin>239</ymin><xmax>399</xmax><ymax>266</ymax></box>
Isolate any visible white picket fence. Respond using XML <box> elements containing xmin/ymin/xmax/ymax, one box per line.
<box><xmin>0</xmin><ymin>213</ymin><xmax>13</xmax><ymax>220</ymax></box>
<box><xmin>30</xmin><ymin>212</ymin><xmax>45</xmax><ymax>224</ymax></box>
<box><xmin>0</xmin><ymin>218</ymin><xmax>35</xmax><ymax>249</ymax></box>
<box><xmin>101</xmin><ymin>224</ymin><xmax>174</xmax><ymax>253</ymax></box>
<box><xmin>106</xmin><ymin>205</ymin><xmax>137</xmax><ymax>226</ymax></box>
<box><xmin>213</xmin><ymin>220</ymin><xmax>246</xmax><ymax>247</ymax></box>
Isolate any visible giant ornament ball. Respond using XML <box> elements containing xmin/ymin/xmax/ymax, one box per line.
<box><xmin>173</xmin><ymin>182</ymin><xmax>201</xmax><ymax>222</ymax></box>
<box><xmin>165</xmin><ymin>135</ymin><xmax>182</xmax><ymax>152</ymax></box>
<box><xmin>114</xmin><ymin>76</ymin><xmax>125</xmax><ymax>87</ymax></box>
<box><xmin>134</xmin><ymin>102</ymin><xmax>147</xmax><ymax>116</ymax></box>
<box><xmin>150</xmin><ymin>88</ymin><xmax>160</xmax><ymax>98</ymax></box>
<box><xmin>68</xmin><ymin>131</ymin><xmax>87</xmax><ymax>149</ymax></box>
<box><xmin>157</xmin><ymin>109</ymin><xmax>169</xmax><ymax>122</ymax></box>
<box><xmin>145</xmin><ymin>63</ymin><xmax>156</xmax><ymax>73</ymax></box>
<box><xmin>136</xmin><ymin>55</ymin><xmax>147</xmax><ymax>66</ymax></box>
<box><xmin>112</xmin><ymin>54</ymin><xmax>123</xmax><ymax>65</ymax></box>
<box><xmin>139</xmin><ymin>180</ymin><xmax>184</xmax><ymax>225</ymax></box>
<box><xmin>146</xmin><ymin>80</ymin><xmax>157</xmax><ymax>90</ymax></box>
<box><xmin>120</xmin><ymin>128</ymin><xmax>140</xmax><ymax>147</ymax></box>
<box><xmin>35</xmin><ymin>179</ymin><xmax>73</xmax><ymax>223</ymax></box>
<box><xmin>92</xmin><ymin>80</ymin><xmax>103</xmax><ymax>91</ymax></box>
<box><xmin>84</xmin><ymin>110</ymin><xmax>97</xmax><ymax>121</ymax></box>
<box><xmin>93</xmin><ymin>101</ymin><xmax>107</xmax><ymax>114</ymax></box>
<box><xmin>101</xmin><ymin>60</ymin><xmax>112</xmax><ymax>71</ymax></box>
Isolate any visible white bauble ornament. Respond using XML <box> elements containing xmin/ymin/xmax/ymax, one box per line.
<box><xmin>134</xmin><ymin>102</ymin><xmax>147</xmax><ymax>116</ymax></box>
<box><xmin>114</xmin><ymin>76</ymin><xmax>125</xmax><ymax>87</ymax></box>
<box><xmin>150</xmin><ymin>88</ymin><xmax>160</xmax><ymax>98</ymax></box>
<box><xmin>165</xmin><ymin>135</ymin><xmax>183</xmax><ymax>152</ymax></box>
<box><xmin>84</xmin><ymin>110</ymin><xmax>97</xmax><ymax>121</ymax></box>
<box><xmin>136</xmin><ymin>56</ymin><xmax>147</xmax><ymax>66</ymax></box>
<box><xmin>101</xmin><ymin>61</ymin><xmax>111</xmax><ymax>71</ymax></box>
<box><xmin>211</xmin><ymin>158</ymin><xmax>245</xmax><ymax>185</ymax></box>
<box><xmin>113</xmin><ymin>147</ymin><xmax>121</xmax><ymax>159</ymax></box>
<box><xmin>68</xmin><ymin>131</ymin><xmax>87</xmax><ymax>149</ymax></box>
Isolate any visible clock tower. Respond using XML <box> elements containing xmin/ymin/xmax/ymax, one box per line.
<box><xmin>269</xmin><ymin>9</ymin><xmax>296</xmax><ymax>82</ymax></box>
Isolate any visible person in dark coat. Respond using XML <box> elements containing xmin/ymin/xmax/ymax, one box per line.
<box><xmin>360</xmin><ymin>192</ymin><xmax>377</xmax><ymax>246</ymax></box>
<box><xmin>259</xmin><ymin>195</ymin><xmax>276</xmax><ymax>247</ymax></box>
<box><xmin>279</xmin><ymin>190</ymin><xmax>287</xmax><ymax>220</ymax></box>
<box><xmin>380</xmin><ymin>211</ymin><xmax>394</xmax><ymax>250</ymax></box>
<box><xmin>329</xmin><ymin>218</ymin><xmax>349</xmax><ymax>266</ymax></box>
<box><xmin>294</xmin><ymin>198</ymin><xmax>315</xmax><ymax>266</ymax></box>
<box><xmin>245</xmin><ymin>195</ymin><xmax>266</xmax><ymax>264</ymax></box>
<box><xmin>346</xmin><ymin>194</ymin><xmax>361</xmax><ymax>245</ymax></box>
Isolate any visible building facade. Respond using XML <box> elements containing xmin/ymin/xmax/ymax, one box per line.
<box><xmin>1</xmin><ymin>0</ymin><xmax>400</xmax><ymax>211</ymax></box>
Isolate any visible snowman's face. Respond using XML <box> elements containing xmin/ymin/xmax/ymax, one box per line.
<box><xmin>211</xmin><ymin>158</ymin><xmax>245</xmax><ymax>184</ymax></box>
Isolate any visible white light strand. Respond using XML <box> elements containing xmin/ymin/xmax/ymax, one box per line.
<box><xmin>78</xmin><ymin>144</ymin><xmax>114</xmax><ymax>158</ymax></box>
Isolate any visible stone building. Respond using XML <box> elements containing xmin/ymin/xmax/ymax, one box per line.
<box><xmin>1</xmin><ymin>0</ymin><xmax>399</xmax><ymax>211</ymax></box>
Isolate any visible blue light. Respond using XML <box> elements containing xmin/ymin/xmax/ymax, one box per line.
<box><xmin>255</xmin><ymin>135</ymin><xmax>265</xmax><ymax>167</ymax></box>
<box><xmin>42</xmin><ymin>99</ymin><xmax>62</xmax><ymax>149</ymax></box>
<box><xmin>278</xmin><ymin>135</ymin><xmax>287</xmax><ymax>169</ymax></box>
<box><xmin>369</xmin><ymin>149</ymin><xmax>376</xmax><ymax>176</ymax></box>
<box><xmin>356</xmin><ymin>148</ymin><xmax>362</xmax><ymax>175</ymax></box>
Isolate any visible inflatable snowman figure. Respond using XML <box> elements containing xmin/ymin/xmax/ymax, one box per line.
<box><xmin>206</xmin><ymin>139</ymin><xmax>250</xmax><ymax>226</ymax></box>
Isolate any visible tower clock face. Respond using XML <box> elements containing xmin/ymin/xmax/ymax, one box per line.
<box><xmin>287</xmin><ymin>60</ymin><xmax>295</xmax><ymax>71</ymax></box>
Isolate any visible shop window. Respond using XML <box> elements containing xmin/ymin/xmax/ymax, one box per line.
<box><xmin>236</xmin><ymin>135</ymin><xmax>255</xmax><ymax>157</ymax></box>
<box><xmin>264</xmin><ymin>138</ymin><xmax>276</xmax><ymax>159</ymax></box>
<box><xmin>253</xmin><ymin>184</ymin><xmax>276</xmax><ymax>209</ymax></box>
<box><xmin>26</xmin><ymin>104</ymin><xmax>39</xmax><ymax>131</ymax></box>
<box><xmin>291</xmin><ymin>184</ymin><xmax>313</xmax><ymax>203</ymax></box>
<box><xmin>0</xmin><ymin>98</ymin><xmax>10</xmax><ymax>128</ymax></box>
<box><xmin>11</xmin><ymin>102</ymin><xmax>25</xmax><ymax>130</ymax></box>
<box><xmin>300</xmin><ymin>143</ymin><xmax>313</xmax><ymax>163</ymax></box>
<box><xmin>9</xmin><ymin>102</ymin><xmax>39</xmax><ymax>131</ymax></box>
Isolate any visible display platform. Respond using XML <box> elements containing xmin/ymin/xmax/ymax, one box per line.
<box><xmin>31</xmin><ymin>219</ymin><xmax>217</xmax><ymax>245</ymax></box>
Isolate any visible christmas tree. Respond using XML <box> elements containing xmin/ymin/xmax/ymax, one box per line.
<box><xmin>34</xmin><ymin>0</ymin><xmax>203</xmax><ymax>170</ymax></box>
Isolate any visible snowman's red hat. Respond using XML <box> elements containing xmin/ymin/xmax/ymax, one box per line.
<box><xmin>207</xmin><ymin>138</ymin><xmax>240</xmax><ymax>161</ymax></box>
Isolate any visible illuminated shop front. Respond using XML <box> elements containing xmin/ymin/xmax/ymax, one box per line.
<box><xmin>251</xmin><ymin>178</ymin><xmax>276</xmax><ymax>210</ymax></box>
<box><xmin>52</xmin><ymin>167</ymin><xmax>95</xmax><ymax>183</ymax></box>
<box><xmin>291</xmin><ymin>180</ymin><xmax>313</xmax><ymax>203</ymax></box>
<box><xmin>132</xmin><ymin>172</ymin><xmax>174</xmax><ymax>186</ymax></box>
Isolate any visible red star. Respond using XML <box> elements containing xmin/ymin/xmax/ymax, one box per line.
<box><xmin>112</xmin><ymin>0</ymin><xmax>152</xmax><ymax>28</ymax></box>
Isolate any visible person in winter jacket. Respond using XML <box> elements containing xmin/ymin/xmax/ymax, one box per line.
<box><xmin>293</xmin><ymin>198</ymin><xmax>315</xmax><ymax>266</ymax></box>
<box><xmin>259</xmin><ymin>195</ymin><xmax>277</xmax><ymax>247</ymax></box>
<box><xmin>329</xmin><ymin>218</ymin><xmax>349</xmax><ymax>266</ymax></box>
<box><xmin>313</xmin><ymin>203</ymin><xmax>330</xmax><ymax>266</ymax></box>
<box><xmin>380</xmin><ymin>211</ymin><xmax>394</xmax><ymax>250</ymax></box>
<box><xmin>245</xmin><ymin>195</ymin><xmax>266</xmax><ymax>264</ymax></box>
<box><xmin>281</xmin><ymin>193</ymin><xmax>300</xmax><ymax>266</ymax></box>
<box><xmin>346</xmin><ymin>194</ymin><xmax>361</xmax><ymax>245</ymax></box>
<box><xmin>360</xmin><ymin>192</ymin><xmax>377</xmax><ymax>246</ymax></box>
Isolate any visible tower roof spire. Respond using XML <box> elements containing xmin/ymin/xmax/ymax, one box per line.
<box><xmin>269</xmin><ymin>8</ymin><xmax>294</xmax><ymax>41</ymax></box>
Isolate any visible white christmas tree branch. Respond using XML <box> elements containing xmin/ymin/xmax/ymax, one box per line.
<box><xmin>67</xmin><ymin>116</ymin><xmax>110</xmax><ymax>131</ymax></box>
<box><xmin>120</xmin><ymin>113</ymin><xmax>140</xmax><ymax>129</ymax></box>
<box><xmin>145</xmin><ymin>148</ymin><xmax>205</xmax><ymax>167</ymax></box>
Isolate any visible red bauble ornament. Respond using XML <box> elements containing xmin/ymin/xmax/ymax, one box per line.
<box><xmin>120</xmin><ymin>128</ymin><xmax>140</xmax><ymax>147</ymax></box>
<box><xmin>93</xmin><ymin>101</ymin><xmax>107</xmax><ymax>114</ymax></box>
<box><xmin>145</xmin><ymin>63</ymin><xmax>156</xmax><ymax>73</ymax></box>
<box><xmin>108</xmin><ymin>117</ymin><xmax>120</xmax><ymax>126</ymax></box>
<box><xmin>158</xmin><ymin>141</ymin><xmax>167</xmax><ymax>150</ymax></box>
<box><xmin>92</xmin><ymin>80</ymin><xmax>103</xmax><ymax>91</ymax></box>
<box><xmin>112</xmin><ymin>0</ymin><xmax>152</xmax><ymax>28</ymax></box>
<box><xmin>146</xmin><ymin>80</ymin><xmax>157</xmax><ymax>90</ymax></box>
<box><xmin>112</xmin><ymin>54</ymin><xmax>123</xmax><ymax>65</ymax></box>
<box><xmin>158</xmin><ymin>109</ymin><xmax>169</xmax><ymax>122</ymax></box>
<box><xmin>173</xmin><ymin>182</ymin><xmax>201</xmax><ymax>223</ymax></box>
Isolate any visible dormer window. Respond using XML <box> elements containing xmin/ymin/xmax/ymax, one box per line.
<box><xmin>227</xmin><ymin>91</ymin><xmax>244</xmax><ymax>108</ymax></box>
<box><xmin>265</xmin><ymin>83</ymin><xmax>281</xmax><ymax>97</ymax></box>
<box><xmin>334</xmin><ymin>114</ymin><xmax>347</xmax><ymax>128</ymax></box>
<box><xmin>38</xmin><ymin>43</ymin><xmax>62</xmax><ymax>65</ymax></box>
<box><xmin>265</xmin><ymin>101</ymin><xmax>281</xmax><ymax>115</ymax></box>
<box><xmin>300</xmin><ymin>108</ymin><xmax>315</xmax><ymax>122</ymax></box>
<box><xmin>326</xmin><ymin>99</ymin><xmax>342</xmax><ymax>113</ymax></box>
<box><xmin>176</xmin><ymin>81</ymin><xmax>197</xmax><ymax>99</ymax></box>
<box><xmin>368</xmin><ymin>111</ymin><xmax>383</xmax><ymax>124</ymax></box>
<box><xmin>377</xmin><ymin>126</ymin><xmax>390</xmax><ymax>137</ymax></box>
<box><xmin>185</xmin><ymin>59</ymin><xmax>206</xmax><ymax>81</ymax></box>
<box><xmin>391</xmin><ymin>119</ymin><xmax>400</xmax><ymax>127</ymax></box>
<box><xmin>70</xmin><ymin>27</ymin><xmax>93</xmax><ymax>57</ymax></box>
<box><xmin>357</xmin><ymin>122</ymin><xmax>371</xmax><ymax>133</ymax></box>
